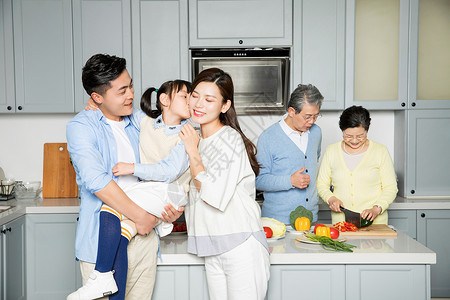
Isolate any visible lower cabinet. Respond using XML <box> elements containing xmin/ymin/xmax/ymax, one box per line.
<box><xmin>387</xmin><ymin>210</ymin><xmax>417</xmax><ymax>239</ymax></box>
<box><xmin>152</xmin><ymin>265</ymin><xmax>189</xmax><ymax>299</ymax></box>
<box><xmin>267</xmin><ymin>265</ymin><xmax>345</xmax><ymax>300</ymax></box>
<box><xmin>25</xmin><ymin>214</ymin><xmax>80</xmax><ymax>300</ymax></box>
<box><xmin>2</xmin><ymin>216</ymin><xmax>26</xmax><ymax>300</ymax></box>
<box><xmin>417</xmin><ymin>209</ymin><xmax>450</xmax><ymax>298</ymax></box>
<box><xmin>346</xmin><ymin>265</ymin><xmax>428</xmax><ymax>300</ymax></box>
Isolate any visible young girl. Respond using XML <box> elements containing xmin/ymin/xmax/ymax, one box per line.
<box><xmin>179</xmin><ymin>68</ymin><xmax>270</xmax><ymax>300</ymax></box>
<box><xmin>68</xmin><ymin>80</ymin><xmax>192</xmax><ymax>300</ymax></box>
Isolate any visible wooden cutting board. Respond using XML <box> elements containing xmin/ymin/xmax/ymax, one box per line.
<box><xmin>327</xmin><ymin>224</ymin><xmax>397</xmax><ymax>236</ymax></box>
<box><xmin>43</xmin><ymin>143</ymin><xmax>78</xmax><ymax>198</ymax></box>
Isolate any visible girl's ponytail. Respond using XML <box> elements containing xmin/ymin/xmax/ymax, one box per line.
<box><xmin>140</xmin><ymin>87</ymin><xmax>161</xmax><ymax>118</ymax></box>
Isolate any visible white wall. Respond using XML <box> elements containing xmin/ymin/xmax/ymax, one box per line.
<box><xmin>0</xmin><ymin>111</ymin><xmax>395</xmax><ymax>182</ymax></box>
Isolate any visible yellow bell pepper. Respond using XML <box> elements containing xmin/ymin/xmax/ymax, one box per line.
<box><xmin>295</xmin><ymin>217</ymin><xmax>311</xmax><ymax>231</ymax></box>
<box><xmin>315</xmin><ymin>226</ymin><xmax>331</xmax><ymax>238</ymax></box>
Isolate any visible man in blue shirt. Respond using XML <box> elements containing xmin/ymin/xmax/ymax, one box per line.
<box><xmin>67</xmin><ymin>54</ymin><xmax>185</xmax><ymax>299</ymax></box>
<box><xmin>256</xmin><ymin>84</ymin><xmax>323</xmax><ymax>224</ymax></box>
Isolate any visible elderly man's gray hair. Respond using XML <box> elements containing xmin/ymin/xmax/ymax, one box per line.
<box><xmin>288</xmin><ymin>84</ymin><xmax>323</xmax><ymax>113</ymax></box>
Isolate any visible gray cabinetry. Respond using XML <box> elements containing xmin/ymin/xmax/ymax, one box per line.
<box><xmin>395</xmin><ymin>109</ymin><xmax>450</xmax><ymax>197</ymax></box>
<box><xmin>26</xmin><ymin>214</ymin><xmax>80</xmax><ymax>300</ymax></box>
<box><xmin>0</xmin><ymin>0</ymin><xmax>15</xmax><ymax>113</ymax></box>
<box><xmin>346</xmin><ymin>265</ymin><xmax>428</xmax><ymax>300</ymax></box>
<box><xmin>189</xmin><ymin>0</ymin><xmax>292</xmax><ymax>47</ymax></box>
<box><xmin>1</xmin><ymin>216</ymin><xmax>26</xmax><ymax>300</ymax></box>
<box><xmin>131</xmin><ymin>0</ymin><xmax>189</xmax><ymax>100</ymax></box>
<box><xmin>73</xmin><ymin>0</ymin><xmax>132</xmax><ymax>112</ymax></box>
<box><xmin>12</xmin><ymin>0</ymin><xmax>74</xmax><ymax>113</ymax></box>
<box><xmin>267</xmin><ymin>265</ymin><xmax>345</xmax><ymax>299</ymax></box>
<box><xmin>153</xmin><ymin>265</ymin><xmax>190</xmax><ymax>299</ymax></box>
<box><xmin>292</xmin><ymin>0</ymin><xmax>345</xmax><ymax>109</ymax></box>
<box><xmin>417</xmin><ymin>209</ymin><xmax>450</xmax><ymax>297</ymax></box>
<box><xmin>387</xmin><ymin>210</ymin><xmax>417</xmax><ymax>239</ymax></box>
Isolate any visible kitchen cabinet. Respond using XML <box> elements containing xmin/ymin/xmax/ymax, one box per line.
<box><xmin>407</xmin><ymin>0</ymin><xmax>450</xmax><ymax>109</ymax></box>
<box><xmin>267</xmin><ymin>265</ymin><xmax>345</xmax><ymax>299</ymax></box>
<box><xmin>417</xmin><ymin>209</ymin><xmax>450</xmax><ymax>297</ymax></box>
<box><xmin>25</xmin><ymin>213</ymin><xmax>81</xmax><ymax>300</ymax></box>
<box><xmin>0</xmin><ymin>0</ymin><xmax>15</xmax><ymax>113</ymax></box>
<box><xmin>1</xmin><ymin>216</ymin><xmax>26</xmax><ymax>300</ymax></box>
<box><xmin>188</xmin><ymin>266</ymin><xmax>210</xmax><ymax>300</ymax></box>
<box><xmin>387</xmin><ymin>210</ymin><xmax>417</xmax><ymax>239</ymax></box>
<box><xmin>189</xmin><ymin>0</ymin><xmax>292</xmax><ymax>47</ymax></box>
<box><xmin>394</xmin><ymin>109</ymin><xmax>450</xmax><ymax>197</ymax></box>
<box><xmin>73</xmin><ymin>0</ymin><xmax>132</xmax><ymax>112</ymax></box>
<box><xmin>346</xmin><ymin>265</ymin><xmax>428</xmax><ymax>300</ymax></box>
<box><xmin>131</xmin><ymin>0</ymin><xmax>189</xmax><ymax>100</ymax></box>
<box><xmin>292</xmin><ymin>0</ymin><xmax>345</xmax><ymax>110</ymax></box>
<box><xmin>12</xmin><ymin>0</ymin><xmax>74</xmax><ymax>113</ymax></box>
<box><xmin>345</xmin><ymin>0</ymin><xmax>409</xmax><ymax>110</ymax></box>
<box><xmin>153</xmin><ymin>265</ymin><xmax>190</xmax><ymax>300</ymax></box>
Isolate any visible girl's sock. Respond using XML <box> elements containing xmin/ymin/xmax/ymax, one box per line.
<box><xmin>110</xmin><ymin>222</ymin><xmax>136</xmax><ymax>300</ymax></box>
<box><xmin>95</xmin><ymin>210</ymin><xmax>121</xmax><ymax>273</ymax></box>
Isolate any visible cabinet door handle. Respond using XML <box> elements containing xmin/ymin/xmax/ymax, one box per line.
<box><xmin>18</xmin><ymin>106</ymin><xmax>23</xmax><ymax>111</ymax></box>
<box><xmin>239</xmin><ymin>39</ymin><xmax>243</xmax><ymax>44</ymax></box>
<box><xmin>7</xmin><ymin>106</ymin><xmax>12</xmax><ymax>111</ymax></box>
<box><xmin>421</xmin><ymin>213</ymin><xmax>426</xmax><ymax>218</ymax></box>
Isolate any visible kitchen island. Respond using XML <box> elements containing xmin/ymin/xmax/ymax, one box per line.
<box><xmin>0</xmin><ymin>198</ymin><xmax>441</xmax><ymax>300</ymax></box>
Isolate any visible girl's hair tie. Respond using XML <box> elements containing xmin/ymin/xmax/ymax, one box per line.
<box><xmin>155</xmin><ymin>89</ymin><xmax>158</xmax><ymax>92</ymax></box>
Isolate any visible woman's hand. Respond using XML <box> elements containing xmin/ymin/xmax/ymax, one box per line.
<box><xmin>85</xmin><ymin>97</ymin><xmax>99</xmax><ymax>111</ymax></box>
<box><xmin>179</xmin><ymin>124</ymin><xmax>200</xmax><ymax>155</ymax></box>
<box><xmin>161</xmin><ymin>204</ymin><xmax>184</xmax><ymax>223</ymax></box>
<box><xmin>112</xmin><ymin>162</ymin><xmax>135</xmax><ymax>176</ymax></box>
<box><xmin>328</xmin><ymin>196</ymin><xmax>344</xmax><ymax>212</ymax></box>
<box><xmin>361</xmin><ymin>206</ymin><xmax>382</xmax><ymax>221</ymax></box>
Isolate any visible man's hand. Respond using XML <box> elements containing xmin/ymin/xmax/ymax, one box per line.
<box><xmin>112</xmin><ymin>162</ymin><xmax>135</xmax><ymax>176</ymax></box>
<box><xmin>328</xmin><ymin>196</ymin><xmax>344</xmax><ymax>212</ymax></box>
<box><xmin>135</xmin><ymin>212</ymin><xmax>159</xmax><ymax>235</ymax></box>
<box><xmin>290</xmin><ymin>166</ymin><xmax>310</xmax><ymax>189</ymax></box>
<box><xmin>161</xmin><ymin>204</ymin><xmax>184</xmax><ymax>223</ymax></box>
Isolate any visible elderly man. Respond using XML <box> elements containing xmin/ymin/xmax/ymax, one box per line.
<box><xmin>256</xmin><ymin>84</ymin><xmax>323</xmax><ymax>224</ymax></box>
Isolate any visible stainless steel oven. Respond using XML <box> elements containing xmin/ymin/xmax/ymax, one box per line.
<box><xmin>191</xmin><ymin>48</ymin><xmax>290</xmax><ymax>114</ymax></box>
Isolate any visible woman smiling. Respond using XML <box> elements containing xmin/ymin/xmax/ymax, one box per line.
<box><xmin>317</xmin><ymin>106</ymin><xmax>398</xmax><ymax>225</ymax></box>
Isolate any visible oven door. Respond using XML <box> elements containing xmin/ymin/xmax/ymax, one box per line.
<box><xmin>192</xmin><ymin>57</ymin><xmax>289</xmax><ymax>114</ymax></box>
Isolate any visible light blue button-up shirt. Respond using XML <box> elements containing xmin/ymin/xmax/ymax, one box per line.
<box><xmin>66</xmin><ymin>109</ymin><xmax>188</xmax><ymax>263</ymax></box>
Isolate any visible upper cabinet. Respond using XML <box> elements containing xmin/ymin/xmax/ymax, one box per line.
<box><xmin>12</xmin><ymin>0</ymin><xmax>74</xmax><ymax>113</ymax></box>
<box><xmin>0</xmin><ymin>0</ymin><xmax>15</xmax><ymax>113</ymax></box>
<box><xmin>131</xmin><ymin>0</ymin><xmax>189</xmax><ymax>100</ymax></box>
<box><xmin>73</xmin><ymin>0</ymin><xmax>132</xmax><ymax>112</ymax></box>
<box><xmin>189</xmin><ymin>0</ymin><xmax>292</xmax><ymax>47</ymax></box>
<box><xmin>408</xmin><ymin>0</ymin><xmax>450</xmax><ymax>109</ymax></box>
<box><xmin>292</xmin><ymin>0</ymin><xmax>345</xmax><ymax>110</ymax></box>
<box><xmin>345</xmin><ymin>0</ymin><xmax>409</xmax><ymax>110</ymax></box>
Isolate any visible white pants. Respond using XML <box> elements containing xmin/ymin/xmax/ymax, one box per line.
<box><xmin>124</xmin><ymin>181</ymin><xmax>187</xmax><ymax>237</ymax></box>
<box><xmin>204</xmin><ymin>236</ymin><xmax>270</xmax><ymax>300</ymax></box>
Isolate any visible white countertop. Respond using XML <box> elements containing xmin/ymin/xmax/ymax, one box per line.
<box><xmin>159</xmin><ymin>230</ymin><xmax>436</xmax><ymax>266</ymax></box>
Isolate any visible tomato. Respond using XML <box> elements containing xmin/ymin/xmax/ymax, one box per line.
<box><xmin>314</xmin><ymin>224</ymin><xmax>326</xmax><ymax>234</ymax></box>
<box><xmin>181</xmin><ymin>222</ymin><xmax>187</xmax><ymax>231</ymax></box>
<box><xmin>263</xmin><ymin>227</ymin><xmax>273</xmax><ymax>238</ymax></box>
<box><xmin>330</xmin><ymin>227</ymin><xmax>340</xmax><ymax>239</ymax></box>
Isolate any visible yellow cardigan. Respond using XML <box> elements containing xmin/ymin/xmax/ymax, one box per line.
<box><xmin>317</xmin><ymin>140</ymin><xmax>398</xmax><ymax>224</ymax></box>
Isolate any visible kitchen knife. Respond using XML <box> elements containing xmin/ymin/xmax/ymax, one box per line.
<box><xmin>340</xmin><ymin>206</ymin><xmax>361</xmax><ymax>228</ymax></box>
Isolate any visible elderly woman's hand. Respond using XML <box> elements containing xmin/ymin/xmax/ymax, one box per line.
<box><xmin>361</xmin><ymin>206</ymin><xmax>382</xmax><ymax>221</ymax></box>
<box><xmin>328</xmin><ymin>196</ymin><xmax>344</xmax><ymax>212</ymax></box>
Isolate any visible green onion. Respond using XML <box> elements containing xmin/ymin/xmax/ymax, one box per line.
<box><xmin>304</xmin><ymin>232</ymin><xmax>357</xmax><ymax>252</ymax></box>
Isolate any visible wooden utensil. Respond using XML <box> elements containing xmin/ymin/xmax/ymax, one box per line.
<box><xmin>43</xmin><ymin>143</ymin><xmax>78</xmax><ymax>198</ymax></box>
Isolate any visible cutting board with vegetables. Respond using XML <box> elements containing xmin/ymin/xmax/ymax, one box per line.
<box><xmin>327</xmin><ymin>224</ymin><xmax>397</xmax><ymax>237</ymax></box>
<box><xmin>43</xmin><ymin>143</ymin><xmax>78</xmax><ymax>198</ymax></box>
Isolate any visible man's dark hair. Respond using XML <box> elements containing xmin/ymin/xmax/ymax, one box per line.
<box><xmin>82</xmin><ymin>54</ymin><xmax>127</xmax><ymax>96</ymax></box>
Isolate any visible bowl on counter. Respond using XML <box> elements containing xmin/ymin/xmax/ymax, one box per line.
<box><xmin>15</xmin><ymin>181</ymin><xmax>42</xmax><ymax>200</ymax></box>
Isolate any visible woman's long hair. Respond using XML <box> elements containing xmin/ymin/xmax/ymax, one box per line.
<box><xmin>140</xmin><ymin>80</ymin><xmax>192</xmax><ymax>118</ymax></box>
<box><xmin>192</xmin><ymin>68</ymin><xmax>260</xmax><ymax>176</ymax></box>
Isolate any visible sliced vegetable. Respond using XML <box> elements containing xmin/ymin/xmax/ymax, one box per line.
<box><xmin>333</xmin><ymin>222</ymin><xmax>358</xmax><ymax>232</ymax></box>
<box><xmin>304</xmin><ymin>232</ymin><xmax>357</xmax><ymax>252</ymax></box>
<box><xmin>315</xmin><ymin>226</ymin><xmax>331</xmax><ymax>238</ymax></box>
<box><xmin>360</xmin><ymin>217</ymin><xmax>373</xmax><ymax>228</ymax></box>
<box><xmin>263</xmin><ymin>227</ymin><xmax>273</xmax><ymax>238</ymax></box>
<box><xmin>290</xmin><ymin>205</ymin><xmax>313</xmax><ymax>228</ymax></box>
<box><xmin>330</xmin><ymin>227</ymin><xmax>340</xmax><ymax>239</ymax></box>
<box><xmin>294</xmin><ymin>217</ymin><xmax>311</xmax><ymax>231</ymax></box>
<box><xmin>261</xmin><ymin>217</ymin><xmax>286</xmax><ymax>238</ymax></box>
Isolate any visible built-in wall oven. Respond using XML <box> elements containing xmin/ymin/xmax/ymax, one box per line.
<box><xmin>191</xmin><ymin>48</ymin><xmax>290</xmax><ymax>114</ymax></box>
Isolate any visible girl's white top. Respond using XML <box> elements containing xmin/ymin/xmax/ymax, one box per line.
<box><xmin>185</xmin><ymin>126</ymin><xmax>268</xmax><ymax>257</ymax></box>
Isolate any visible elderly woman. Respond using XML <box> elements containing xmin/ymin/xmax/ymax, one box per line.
<box><xmin>317</xmin><ymin>106</ymin><xmax>398</xmax><ymax>224</ymax></box>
